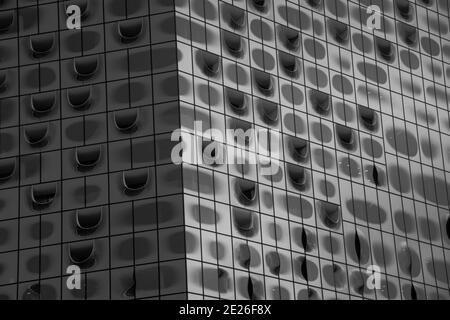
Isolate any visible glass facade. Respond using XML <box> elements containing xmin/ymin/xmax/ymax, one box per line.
<box><xmin>0</xmin><ymin>0</ymin><xmax>449</xmax><ymax>300</ymax></box>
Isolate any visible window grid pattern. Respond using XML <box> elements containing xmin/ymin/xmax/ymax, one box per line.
<box><xmin>0</xmin><ymin>0</ymin><xmax>187</xmax><ymax>300</ymax></box>
<box><xmin>176</xmin><ymin>0</ymin><xmax>450</xmax><ymax>300</ymax></box>
<box><xmin>0</xmin><ymin>0</ymin><xmax>450</xmax><ymax>300</ymax></box>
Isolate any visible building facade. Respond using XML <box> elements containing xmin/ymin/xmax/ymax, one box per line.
<box><xmin>0</xmin><ymin>0</ymin><xmax>449</xmax><ymax>300</ymax></box>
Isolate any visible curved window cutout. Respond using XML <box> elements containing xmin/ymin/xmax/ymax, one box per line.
<box><xmin>122</xmin><ymin>168</ymin><xmax>149</xmax><ymax>193</ymax></box>
<box><xmin>397</xmin><ymin>22</ymin><xmax>418</xmax><ymax>46</ymax></box>
<box><xmin>279</xmin><ymin>51</ymin><xmax>299</xmax><ymax>78</ymax></box>
<box><xmin>235</xmin><ymin>178</ymin><xmax>257</xmax><ymax>205</ymax></box>
<box><xmin>67</xmin><ymin>86</ymin><xmax>92</xmax><ymax>110</ymax></box>
<box><xmin>351</xmin><ymin>231</ymin><xmax>370</xmax><ymax>264</ymax></box>
<box><xmin>76</xmin><ymin>207</ymin><xmax>103</xmax><ymax>235</ymax></box>
<box><xmin>257</xmin><ymin>99</ymin><xmax>279</xmax><ymax>125</ymax></box>
<box><xmin>238</xmin><ymin>243</ymin><xmax>251</xmax><ymax>268</ymax></box>
<box><xmin>0</xmin><ymin>11</ymin><xmax>13</xmax><ymax>33</ymax></box>
<box><xmin>247</xmin><ymin>276</ymin><xmax>256</xmax><ymax>300</ymax></box>
<box><xmin>69</xmin><ymin>241</ymin><xmax>95</xmax><ymax>268</ymax></box>
<box><xmin>309</xmin><ymin>90</ymin><xmax>331</xmax><ymax>115</ymax></box>
<box><xmin>299</xmin><ymin>257</ymin><xmax>317</xmax><ymax>281</ymax></box>
<box><xmin>354</xmin><ymin>232</ymin><xmax>361</xmax><ymax>261</ymax></box>
<box><xmin>0</xmin><ymin>157</ymin><xmax>16</xmax><ymax>181</ymax></box>
<box><xmin>446</xmin><ymin>216</ymin><xmax>450</xmax><ymax>240</ymax></box>
<box><xmin>288</xmin><ymin>137</ymin><xmax>309</xmax><ymax>162</ymax></box>
<box><xmin>287</xmin><ymin>164</ymin><xmax>308</xmax><ymax>191</ymax></box>
<box><xmin>307</xmin><ymin>0</ymin><xmax>322</xmax><ymax>8</ymax></box>
<box><xmin>228</xmin><ymin>5</ymin><xmax>246</xmax><ymax>29</ymax></box>
<box><xmin>114</xmin><ymin>108</ymin><xmax>139</xmax><ymax>133</ymax></box>
<box><xmin>252</xmin><ymin>0</ymin><xmax>268</xmax><ymax>12</ymax></box>
<box><xmin>227</xmin><ymin>88</ymin><xmax>248</xmax><ymax>115</ymax></box>
<box><xmin>199</xmin><ymin>51</ymin><xmax>220</xmax><ymax>77</ymax></box>
<box><xmin>376</xmin><ymin>37</ymin><xmax>396</xmax><ymax>62</ymax></box>
<box><xmin>279</xmin><ymin>26</ymin><xmax>300</xmax><ymax>51</ymax></box>
<box><xmin>320</xmin><ymin>201</ymin><xmax>341</xmax><ymax>229</ymax></box>
<box><xmin>31</xmin><ymin>182</ymin><xmax>57</xmax><ymax>207</ymax></box>
<box><xmin>396</xmin><ymin>0</ymin><xmax>413</xmax><ymax>21</ymax></box>
<box><xmin>73</xmin><ymin>55</ymin><xmax>99</xmax><ymax>81</ymax></box>
<box><xmin>202</xmin><ymin>140</ymin><xmax>225</xmax><ymax>167</ymax></box>
<box><xmin>398</xmin><ymin>244</ymin><xmax>421</xmax><ymax>277</ymax></box>
<box><xmin>29</xmin><ymin>33</ymin><xmax>55</xmax><ymax>58</ymax></box>
<box><xmin>253</xmin><ymin>70</ymin><xmax>274</xmax><ymax>96</ymax></box>
<box><xmin>410</xmin><ymin>284</ymin><xmax>418</xmax><ymax>300</ymax></box>
<box><xmin>327</xmin><ymin>19</ymin><xmax>349</xmax><ymax>45</ymax></box>
<box><xmin>65</xmin><ymin>0</ymin><xmax>89</xmax><ymax>18</ymax></box>
<box><xmin>31</xmin><ymin>92</ymin><xmax>56</xmax><ymax>116</ymax></box>
<box><xmin>233</xmin><ymin>208</ymin><xmax>256</xmax><ymax>236</ymax></box>
<box><xmin>358</xmin><ymin>105</ymin><xmax>378</xmax><ymax>131</ymax></box>
<box><xmin>371</xmin><ymin>165</ymin><xmax>381</xmax><ymax>186</ymax></box>
<box><xmin>24</xmin><ymin>123</ymin><xmax>50</xmax><ymax>147</ymax></box>
<box><xmin>223</xmin><ymin>31</ymin><xmax>244</xmax><ymax>57</ymax></box>
<box><xmin>75</xmin><ymin>145</ymin><xmax>101</xmax><ymax>169</ymax></box>
<box><xmin>266</xmin><ymin>251</ymin><xmax>281</xmax><ymax>275</ymax></box>
<box><xmin>301</xmin><ymin>227</ymin><xmax>316</xmax><ymax>252</ymax></box>
<box><xmin>0</xmin><ymin>71</ymin><xmax>7</xmax><ymax>91</ymax></box>
<box><xmin>336</xmin><ymin>124</ymin><xmax>356</xmax><ymax>150</ymax></box>
<box><xmin>118</xmin><ymin>18</ymin><xmax>143</xmax><ymax>43</ymax></box>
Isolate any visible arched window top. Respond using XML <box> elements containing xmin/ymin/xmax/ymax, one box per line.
<box><xmin>30</xmin><ymin>33</ymin><xmax>55</xmax><ymax>58</ymax></box>
<box><xmin>67</xmin><ymin>86</ymin><xmax>92</xmax><ymax>110</ymax></box>
<box><xmin>31</xmin><ymin>182</ymin><xmax>57</xmax><ymax>207</ymax></box>
<box><xmin>0</xmin><ymin>11</ymin><xmax>14</xmax><ymax>33</ymax></box>
<box><xmin>75</xmin><ymin>145</ymin><xmax>101</xmax><ymax>169</ymax></box>
<box><xmin>320</xmin><ymin>201</ymin><xmax>341</xmax><ymax>229</ymax></box>
<box><xmin>0</xmin><ymin>157</ymin><xmax>16</xmax><ymax>181</ymax></box>
<box><xmin>257</xmin><ymin>99</ymin><xmax>279</xmax><ymax>125</ymax></box>
<box><xmin>122</xmin><ymin>168</ymin><xmax>149</xmax><ymax>193</ymax></box>
<box><xmin>288</xmin><ymin>137</ymin><xmax>309</xmax><ymax>162</ymax></box>
<box><xmin>397</xmin><ymin>22</ymin><xmax>418</xmax><ymax>47</ymax></box>
<box><xmin>198</xmin><ymin>50</ymin><xmax>221</xmax><ymax>77</ymax></box>
<box><xmin>376</xmin><ymin>37</ymin><xmax>396</xmax><ymax>62</ymax></box>
<box><xmin>327</xmin><ymin>19</ymin><xmax>349</xmax><ymax>45</ymax></box>
<box><xmin>31</xmin><ymin>91</ymin><xmax>56</xmax><ymax>116</ymax></box>
<box><xmin>358</xmin><ymin>104</ymin><xmax>378</xmax><ymax>131</ymax></box>
<box><xmin>227</xmin><ymin>88</ymin><xmax>248</xmax><ymax>115</ymax></box>
<box><xmin>396</xmin><ymin>0</ymin><xmax>414</xmax><ymax>21</ymax></box>
<box><xmin>24</xmin><ymin>123</ymin><xmax>50</xmax><ymax>147</ymax></box>
<box><xmin>114</xmin><ymin>108</ymin><xmax>139</xmax><ymax>132</ymax></box>
<box><xmin>287</xmin><ymin>164</ymin><xmax>308</xmax><ymax>190</ymax></box>
<box><xmin>118</xmin><ymin>18</ymin><xmax>143</xmax><ymax>43</ymax></box>
<box><xmin>233</xmin><ymin>208</ymin><xmax>257</xmax><ymax>236</ymax></box>
<box><xmin>235</xmin><ymin>178</ymin><xmax>257</xmax><ymax>205</ymax></box>
<box><xmin>279</xmin><ymin>51</ymin><xmax>300</xmax><ymax>78</ymax></box>
<box><xmin>73</xmin><ymin>55</ymin><xmax>99</xmax><ymax>80</ymax></box>
<box><xmin>309</xmin><ymin>89</ymin><xmax>331</xmax><ymax>116</ymax></box>
<box><xmin>253</xmin><ymin>69</ymin><xmax>274</xmax><ymax>96</ymax></box>
<box><xmin>69</xmin><ymin>241</ymin><xmax>95</xmax><ymax>267</ymax></box>
<box><xmin>76</xmin><ymin>207</ymin><xmax>103</xmax><ymax>235</ymax></box>
<box><xmin>223</xmin><ymin>31</ymin><xmax>244</xmax><ymax>57</ymax></box>
<box><xmin>336</xmin><ymin>124</ymin><xmax>356</xmax><ymax>150</ymax></box>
